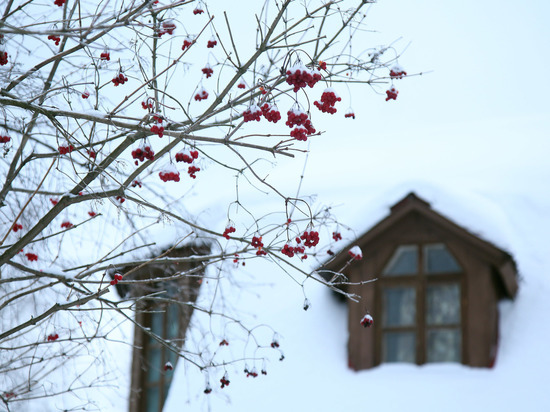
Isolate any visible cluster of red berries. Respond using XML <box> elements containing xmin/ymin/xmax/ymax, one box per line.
<box><xmin>12</xmin><ymin>223</ymin><xmax>22</xmax><ymax>232</ymax></box>
<box><xmin>389</xmin><ymin>64</ymin><xmax>407</xmax><ymax>79</ymax></box>
<box><xmin>360</xmin><ymin>313</ymin><xmax>374</xmax><ymax>328</ymax></box>
<box><xmin>82</xmin><ymin>91</ymin><xmax>90</xmax><ymax>99</ymax></box>
<box><xmin>157</xmin><ymin>20</ymin><xmax>176</xmax><ymax>37</ymax></box>
<box><xmin>244</xmin><ymin>367</ymin><xmax>258</xmax><ymax>378</ymax></box>
<box><xmin>251</xmin><ymin>236</ymin><xmax>263</xmax><ymax>249</ymax></box>
<box><xmin>219</xmin><ymin>339</ymin><xmax>229</xmax><ymax>346</ymax></box>
<box><xmin>187</xmin><ymin>165</ymin><xmax>200</xmax><ymax>179</ymax></box>
<box><xmin>182</xmin><ymin>37</ymin><xmax>193</xmax><ymax>50</ymax></box>
<box><xmin>281</xmin><ymin>243</ymin><xmax>306</xmax><ymax>258</ymax></box>
<box><xmin>201</xmin><ymin>64</ymin><xmax>213</xmax><ymax>78</ymax></box>
<box><xmin>88</xmin><ymin>211</ymin><xmax>97</xmax><ymax>217</ymax></box>
<box><xmin>150</xmin><ymin>124</ymin><xmax>164</xmax><ymax>138</ymax></box>
<box><xmin>344</xmin><ymin>111</ymin><xmax>355</xmax><ymax>119</ymax></box>
<box><xmin>112</xmin><ymin>73</ymin><xmax>128</xmax><ymax>86</ymax></box>
<box><xmin>314</xmin><ymin>88</ymin><xmax>341</xmax><ymax>114</ymax></box>
<box><xmin>207</xmin><ymin>37</ymin><xmax>217</xmax><ymax>48</ymax></box>
<box><xmin>348</xmin><ymin>245</ymin><xmax>363</xmax><ymax>260</ymax></box>
<box><xmin>110</xmin><ymin>273</ymin><xmax>123</xmax><ymax>285</ymax></box>
<box><xmin>385</xmin><ymin>86</ymin><xmax>398</xmax><ymax>101</ymax></box>
<box><xmin>159</xmin><ymin>168</ymin><xmax>181</xmax><ymax>182</ymax></box>
<box><xmin>194</xmin><ymin>88</ymin><xmax>208</xmax><ymax>101</ymax></box>
<box><xmin>175</xmin><ymin>149</ymin><xmax>199</xmax><ymax>163</ymax></box>
<box><xmin>237</xmin><ymin>79</ymin><xmax>247</xmax><ymax>89</ymax></box>
<box><xmin>223</xmin><ymin>226</ymin><xmax>236</xmax><ymax>239</ymax></box>
<box><xmin>193</xmin><ymin>7</ymin><xmax>204</xmax><ymax>15</ymax></box>
<box><xmin>286</xmin><ymin>62</ymin><xmax>322</xmax><ymax>92</ymax></box>
<box><xmin>48</xmin><ymin>35</ymin><xmax>61</xmax><ymax>46</ymax></box>
<box><xmin>300</xmin><ymin>230</ymin><xmax>320</xmax><ymax>247</ymax></box>
<box><xmin>243</xmin><ymin>104</ymin><xmax>262</xmax><ymax>122</ymax></box>
<box><xmin>54</xmin><ymin>0</ymin><xmax>65</xmax><ymax>6</ymax></box>
<box><xmin>100</xmin><ymin>51</ymin><xmax>110</xmax><ymax>61</ymax></box>
<box><xmin>0</xmin><ymin>52</ymin><xmax>8</xmax><ymax>66</ymax></box>
<box><xmin>47</xmin><ymin>333</ymin><xmax>59</xmax><ymax>341</ymax></box>
<box><xmin>233</xmin><ymin>253</ymin><xmax>245</xmax><ymax>266</ymax></box>
<box><xmin>50</xmin><ymin>198</ymin><xmax>58</xmax><ymax>205</ymax></box>
<box><xmin>1</xmin><ymin>135</ymin><xmax>11</xmax><ymax>143</ymax></box>
<box><xmin>132</xmin><ymin>145</ymin><xmax>154</xmax><ymax>165</ymax></box>
<box><xmin>332</xmin><ymin>232</ymin><xmax>342</xmax><ymax>241</ymax></box>
<box><xmin>25</xmin><ymin>253</ymin><xmax>38</xmax><ymax>261</ymax></box>
<box><xmin>261</xmin><ymin>103</ymin><xmax>281</xmax><ymax>123</ymax></box>
<box><xmin>286</xmin><ymin>108</ymin><xmax>316</xmax><ymax>141</ymax></box>
<box><xmin>61</xmin><ymin>221</ymin><xmax>73</xmax><ymax>229</ymax></box>
<box><xmin>204</xmin><ymin>385</ymin><xmax>212</xmax><ymax>394</ymax></box>
<box><xmin>87</xmin><ymin>149</ymin><xmax>96</xmax><ymax>159</ymax></box>
<box><xmin>142</xmin><ymin>99</ymin><xmax>153</xmax><ymax>110</ymax></box>
<box><xmin>271</xmin><ymin>339</ymin><xmax>280</xmax><ymax>348</ymax></box>
<box><xmin>115</xmin><ymin>196</ymin><xmax>125</xmax><ymax>204</ymax></box>
<box><xmin>318</xmin><ymin>60</ymin><xmax>327</xmax><ymax>71</ymax></box>
<box><xmin>220</xmin><ymin>373</ymin><xmax>230</xmax><ymax>389</ymax></box>
<box><xmin>163</xmin><ymin>362</ymin><xmax>174</xmax><ymax>371</ymax></box>
<box><xmin>131</xmin><ymin>180</ymin><xmax>142</xmax><ymax>188</ymax></box>
<box><xmin>58</xmin><ymin>144</ymin><xmax>75</xmax><ymax>155</ymax></box>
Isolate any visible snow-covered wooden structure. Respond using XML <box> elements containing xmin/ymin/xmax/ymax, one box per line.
<box><xmin>320</xmin><ymin>192</ymin><xmax>518</xmax><ymax>370</ymax></box>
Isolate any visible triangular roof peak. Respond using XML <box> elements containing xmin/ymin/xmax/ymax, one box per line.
<box><xmin>389</xmin><ymin>191</ymin><xmax>431</xmax><ymax>214</ymax></box>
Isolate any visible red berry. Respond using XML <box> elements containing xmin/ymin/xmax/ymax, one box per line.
<box><xmin>87</xmin><ymin>149</ymin><xmax>96</xmax><ymax>159</ymax></box>
<box><xmin>285</xmin><ymin>62</ymin><xmax>322</xmax><ymax>92</ymax></box>
<box><xmin>187</xmin><ymin>165</ymin><xmax>200</xmax><ymax>179</ymax></box>
<box><xmin>58</xmin><ymin>144</ymin><xmax>74</xmax><ymax>155</ymax></box>
<box><xmin>300</xmin><ymin>230</ymin><xmax>319</xmax><ymax>247</ymax></box>
<box><xmin>61</xmin><ymin>221</ymin><xmax>73</xmax><ymax>229</ymax></box>
<box><xmin>12</xmin><ymin>223</ymin><xmax>23</xmax><ymax>232</ymax></box>
<box><xmin>261</xmin><ymin>103</ymin><xmax>281</xmax><ymax>123</ymax></box>
<box><xmin>100</xmin><ymin>52</ymin><xmax>110</xmax><ymax>61</ymax></box>
<box><xmin>47</xmin><ymin>35</ymin><xmax>61</xmax><ymax>46</ymax></box>
<box><xmin>53</xmin><ymin>0</ymin><xmax>65</xmax><ymax>6</ymax></box>
<box><xmin>313</xmin><ymin>87</ymin><xmax>341</xmax><ymax>114</ymax></box>
<box><xmin>348</xmin><ymin>245</ymin><xmax>363</xmax><ymax>260</ymax></box>
<box><xmin>222</xmin><ymin>226</ymin><xmax>236</xmax><ymax>239</ymax></box>
<box><xmin>88</xmin><ymin>211</ymin><xmax>97</xmax><ymax>217</ymax></box>
<box><xmin>194</xmin><ymin>88</ymin><xmax>208</xmax><ymax>101</ymax></box>
<box><xmin>207</xmin><ymin>37</ymin><xmax>217</xmax><ymax>48</ymax></box>
<box><xmin>164</xmin><ymin>361</ymin><xmax>174</xmax><ymax>371</ymax></box>
<box><xmin>360</xmin><ymin>313</ymin><xmax>374</xmax><ymax>328</ymax></box>
<box><xmin>219</xmin><ymin>339</ymin><xmax>229</xmax><ymax>346</ymax></box>
<box><xmin>251</xmin><ymin>236</ymin><xmax>263</xmax><ymax>249</ymax></box>
<box><xmin>0</xmin><ymin>135</ymin><xmax>11</xmax><ymax>143</ymax></box>
<box><xmin>182</xmin><ymin>37</ymin><xmax>193</xmax><ymax>50</ymax></box>
<box><xmin>47</xmin><ymin>333</ymin><xmax>59</xmax><ymax>341</ymax></box>
<box><xmin>389</xmin><ymin>64</ymin><xmax>407</xmax><ymax>79</ymax></box>
<box><xmin>0</xmin><ymin>52</ymin><xmax>8</xmax><ymax>66</ymax></box>
<box><xmin>344</xmin><ymin>111</ymin><xmax>355</xmax><ymax>119</ymax></box>
<box><xmin>201</xmin><ymin>64</ymin><xmax>214</xmax><ymax>78</ymax></box>
<box><xmin>82</xmin><ymin>91</ymin><xmax>90</xmax><ymax>99</ymax></box>
<box><xmin>131</xmin><ymin>144</ymin><xmax>155</xmax><ymax>164</ymax></box>
<box><xmin>50</xmin><ymin>198</ymin><xmax>58</xmax><ymax>205</ymax></box>
<box><xmin>25</xmin><ymin>253</ymin><xmax>38</xmax><ymax>261</ymax></box>
<box><xmin>237</xmin><ymin>79</ymin><xmax>247</xmax><ymax>89</ymax></box>
<box><xmin>332</xmin><ymin>232</ymin><xmax>342</xmax><ymax>241</ymax></box>
<box><xmin>159</xmin><ymin>168</ymin><xmax>181</xmax><ymax>182</ymax></box>
<box><xmin>243</xmin><ymin>104</ymin><xmax>262</xmax><ymax>122</ymax></box>
<box><xmin>115</xmin><ymin>196</ymin><xmax>125</xmax><ymax>204</ymax></box>
<box><xmin>193</xmin><ymin>7</ymin><xmax>204</xmax><ymax>15</ymax></box>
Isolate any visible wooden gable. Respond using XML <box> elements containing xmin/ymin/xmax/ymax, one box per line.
<box><xmin>319</xmin><ymin>192</ymin><xmax>518</xmax><ymax>370</ymax></box>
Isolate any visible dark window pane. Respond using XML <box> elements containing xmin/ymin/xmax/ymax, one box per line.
<box><xmin>426</xmin><ymin>328</ymin><xmax>461</xmax><ymax>362</ymax></box>
<box><xmin>383</xmin><ymin>245</ymin><xmax>418</xmax><ymax>276</ymax></box>
<box><xmin>383</xmin><ymin>287</ymin><xmax>416</xmax><ymax>327</ymax></box>
<box><xmin>383</xmin><ymin>332</ymin><xmax>416</xmax><ymax>363</ymax></box>
<box><xmin>146</xmin><ymin>346</ymin><xmax>161</xmax><ymax>383</ymax></box>
<box><xmin>151</xmin><ymin>311</ymin><xmax>164</xmax><ymax>336</ymax></box>
<box><xmin>146</xmin><ymin>385</ymin><xmax>160</xmax><ymax>412</ymax></box>
<box><xmin>426</xmin><ymin>284</ymin><xmax>460</xmax><ymax>325</ymax></box>
<box><xmin>424</xmin><ymin>244</ymin><xmax>461</xmax><ymax>274</ymax></box>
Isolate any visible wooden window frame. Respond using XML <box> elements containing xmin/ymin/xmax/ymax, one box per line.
<box><xmin>375</xmin><ymin>242</ymin><xmax>466</xmax><ymax>365</ymax></box>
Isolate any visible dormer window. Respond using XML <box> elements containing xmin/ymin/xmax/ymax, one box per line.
<box><xmin>379</xmin><ymin>243</ymin><xmax>463</xmax><ymax>364</ymax></box>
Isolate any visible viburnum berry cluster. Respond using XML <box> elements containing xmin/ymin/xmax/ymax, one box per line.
<box><xmin>385</xmin><ymin>86</ymin><xmax>398</xmax><ymax>101</ymax></box>
<box><xmin>251</xmin><ymin>235</ymin><xmax>266</xmax><ymax>255</ymax></box>
<box><xmin>201</xmin><ymin>63</ymin><xmax>214</xmax><ymax>78</ymax></box>
<box><xmin>58</xmin><ymin>144</ymin><xmax>74</xmax><ymax>154</ymax></box>
<box><xmin>60</xmin><ymin>221</ymin><xmax>73</xmax><ymax>229</ymax></box>
<box><xmin>219</xmin><ymin>339</ymin><xmax>229</xmax><ymax>346</ymax></box>
<box><xmin>244</xmin><ymin>366</ymin><xmax>258</xmax><ymax>378</ymax></box>
<box><xmin>285</xmin><ymin>62</ymin><xmax>322</xmax><ymax>92</ymax></box>
<box><xmin>261</xmin><ymin>103</ymin><xmax>281</xmax><ymax>123</ymax></box>
<box><xmin>53</xmin><ymin>0</ymin><xmax>65</xmax><ymax>7</ymax></box>
<box><xmin>237</xmin><ymin>78</ymin><xmax>247</xmax><ymax>89</ymax></box>
<box><xmin>100</xmin><ymin>51</ymin><xmax>110</xmax><ymax>61</ymax></box>
<box><xmin>314</xmin><ymin>87</ymin><xmax>341</xmax><ymax>114</ymax></box>
<box><xmin>112</xmin><ymin>72</ymin><xmax>128</xmax><ymax>86</ymax></box>
<box><xmin>110</xmin><ymin>273</ymin><xmax>123</xmax><ymax>286</ymax></box>
<box><xmin>243</xmin><ymin>104</ymin><xmax>262</xmax><ymax>122</ymax></box>
<box><xmin>300</xmin><ymin>230</ymin><xmax>320</xmax><ymax>247</ymax></box>
<box><xmin>88</xmin><ymin>211</ymin><xmax>97</xmax><ymax>217</ymax></box>
<box><xmin>25</xmin><ymin>252</ymin><xmax>38</xmax><ymax>261</ymax></box>
<box><xmin>360</xmin><ymin>313</ymin><xmax>374</xmax><ymax>328</ymax></box>
<box><xmin>47</xmin><ymin>35</ymin><xmax>61</xmax><ymax>46</ymax></box>
<box><xmin>150</xmin><ymin>114</ymin><xmax>164</xmax><ymax>137</ymax></box>
<box><xmin>0</xmin><ymin>135</ymin><xmax>10</xmax><ymax>143</ymax></box>
<box><xmin>82</xmin><ymin>91</ymin><xmax>90</xmax><ymax>99</ymax></box>
<box><xmin>0</xmin><ymin>51</ymin><xmax>7</xmax><ymax>66</ymax></box>
<box><xmin>390</xmin><ymin>64</ymin><xmax>407</xmax><ymax>79</ymax></box>
<box><xmin>222</xmin><ymin>226</ymin><xmax>236</xmax><ymax>239</ymax></box>
<box><xmin>163</xmin><ymin>362</ymin><xmax>174</xmax><ymax>371</ymax></box>
<box><xmin>207</xmin><ymin>36</ymin><xmax>217</xmax><ymax>48</ymax></box>
<box><xmin>12</xmin><ymin>223</ymin><xmax>23</xmax><ymax>232</ymax></box>
<box><xmin>115</xmin><ymin>196</ymin><xmax>125</xmax><ymax>204</ymax></box>
<box><xmin>344</xmin><ymin>110</ymin><xmax>355</xmax><ymax>119</ymax></box>
<box><xmin>332</xmin><ymin>232</ymin><xmax>342</xmax><ymax>241</ymax></box>
<box><xmin>194</xmin><ymin>87</ymin><xmax>208</xmax><ymax>101</ymax></box>
<box><xmin>131</xmin><ymin>144</ymin><xmax>154</xmax><ymax>165</ymax></box>
<box><xmin>286</xmin><ymin>108</ymin><xmax>316</xmax><ymax>141</ymax></box>
<box><xmin>141</xmin><ymin>98</ymin><xmax>153</xmax><ymax>110</ymax></box>
<box><xmin>193</xmin><ymin>6</ymin><xmax>204</xmax><ymax>15</ymax></box>
<box><xmin>131</xmin><ymin>180</ymin><xmax>142</xmax><ymax>188</ymax></box>
<box><xmin>220</xmin><ymin>373</ymin><xmax>230</xmax><ymax>389</ymax></box>
<box><xmin>50</xmin><ymin>198</ymin><xmax>58</xmax><ymax>205</ymax></box>
<box><xmin>47</xmin><ymin>333</ymin><xmax>59</xmax><ymax>341</ymax></box>
<box><xmin>182</xmin><ymin>36</ymin><xmax>193</xmax><ymax>50</ymax></box>
<box><xmin>87</xmin><ymin>149</ymin><xmax>96</xmax><ymax>159</ymax></box>
<box><xmin>157</xmin><ymin>20</ymin><xmax>176</xmax><ymax>37</ymax></box>
<box><xmin>348</xmin><ymin>245</ymin><xmax>363</xmax><ymax>260</ymax></box>
<box><xmin>159</xmin><ymin>164</ymin><xmax>181</xmax><ymax>182</ymax></box>
<box><xmin>203</xmin><ymin>384</ymin><xmax>212</xmax><ymax>395</ymax></box>
<box><xmin>175</xmin><ymin>149</ymin><xmax>200</xmax><ymax>178</ymax></box>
